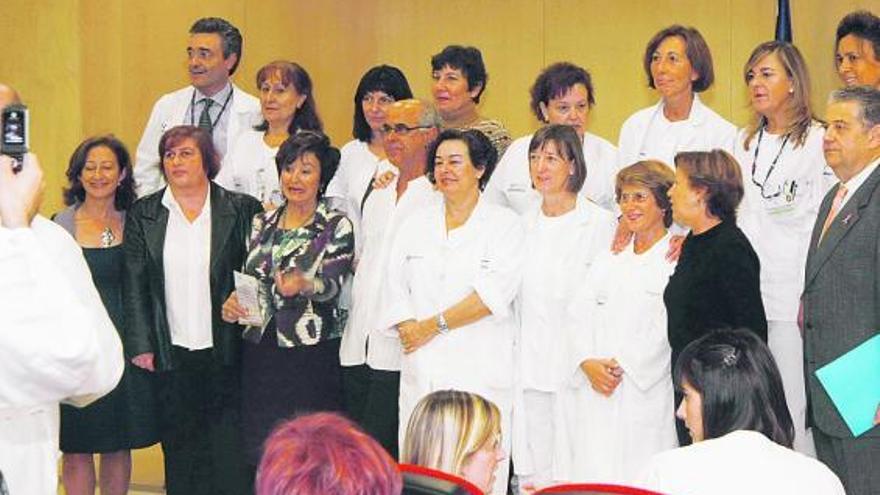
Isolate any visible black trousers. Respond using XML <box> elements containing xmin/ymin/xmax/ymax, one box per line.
<box><xmin>157</xmin><ymin>347</ymin><xmax>248</xmax><ymax>495</ymax></box>
<box><xmin>342</xmin><ymin>364</ymin><xmax>401</xmax><ymax>459</ymax></box>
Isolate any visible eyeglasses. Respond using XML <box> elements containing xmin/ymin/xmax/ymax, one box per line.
<box><xmin>380</xmin><ymin>123</ymin><xmax>432</xmax><ymax>136</ymax></box>
<box><xmin>618</xmin><ymin>191</ymin><xmax>652</xmax><ymax>204</ymax></box>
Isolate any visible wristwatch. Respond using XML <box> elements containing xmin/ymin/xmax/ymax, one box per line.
<box><xmin>435</xmin><ymin>313</ymin><xmax>450</xmax><ymax>335</ymax></box>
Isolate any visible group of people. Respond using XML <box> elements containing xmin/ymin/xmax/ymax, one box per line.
<box><xmin>2</xmin><ymin>8</ymin><xmax>880</xmax><ymax>495</ymax></box>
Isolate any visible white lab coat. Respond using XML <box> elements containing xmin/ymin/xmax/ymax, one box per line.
<box><xmin>513</xmin><ymin>198</ymin><xmax>616</xmax><ymax>483</ymax></box>
<box><xmin>214</xmin><ymin>128</ymin><xmax>281</xmax><ymax>207</ymax></box>
<box><xmin>617</xmin><ymin>94</ymin><xmax>736</xmax><ymax>169</ymax></box>
<box><xmin>325</xmin><ymin>139</ymin><xmax>385</xmax><ymax>263</ymax></box>
<box><xmin>0</xmin><ymin>216</ymin><xmax>124</xmax><ymax>495</ymax></box>
<box><xmin>133</xmin><ymin>84</ymin><xmax>261</xmax><ymax>197</ymax></box>
<box><xmin>566</xmin><ymin>233</ymin><xmax>677</xmax><ymax>485</ymax></box>
<box><xmin>734</xmin><ymin>122</ymin><xmax>834</xmax><ymax>456</ymax></box>
<box><xmin>637</xmin><ymin>430</ymin><xmax>846</xmax><ymax>495</ymax></box>
<box><xmin>380</xmin><ymin>197</ymin><xmax>525</xmax><ymax>495</ymax></box>
<box><xmin>339</xmin><ymin>164</ymin><xmax>440</xmax><ymax>370</ymax></box>
<box><xmin>484</xmin><ymin>132</ymin><xmax>619</xmax><ymax>214</ymax></box>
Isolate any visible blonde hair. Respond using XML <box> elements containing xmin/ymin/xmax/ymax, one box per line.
<box><xmin>401</xmin><ymin>390</ymin><xmax>501</xmax><ymax>476</ymax></box>
<box><xmin>616</xmin><ymin>160</ymin><xmax>676</xmax><ymax>227</ymax></box>
<box><xmin>743</xmin><ymin>41</ymin><xmax>815</xmax><ymax>150</ymax></box>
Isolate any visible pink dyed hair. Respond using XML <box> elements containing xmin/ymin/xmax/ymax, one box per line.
<box><xmin>255</xmin><ymin>412</ymin><xmax>402</xmax><ymax>495</ymax></box>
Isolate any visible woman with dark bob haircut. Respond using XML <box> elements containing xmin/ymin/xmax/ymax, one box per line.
<box><xmin>217</xmin><ymin>60</ymin><xmax>323</xmax><ymax>208</ymax></box>
<box><xmin>485</xmin><ymin>62</ymin><xmax>618</xmax><ymax>213</ymax></box>
<box><xmin>430</xmin><ymin>45</ymin><xmax>512</xmax><ymax>157</ymax></box>
<box><xmin>664</xmin><ymin>149</ymin><xmax>767</xmax><ymax>445</ymax></box>
<box><xmin>513</xmin><ymin>124</ymin><xmax>616</xmax><ymax>487</ymax></box>
<box><xmin>638</xmin><ymin>329</ymin><xmax>845</xmax><ymax>495</ymax></box>
<box><xmin>380</xmin><ymin>128</ymin><xmax>524</xmax><ymax>494</ymax></box>
<box><xmin>256</xmin><ymin>412</ymin><xmax>401</xmax><ymax>495</ymax></box>
<box><xmin>325</xmin><ymin>65</ymin><xmax>413</xmax><ymax>233</ymax></box>
<box><xmin>222</xmin><ymin>130</ymin><xmax>354</xmax><ymax>477</ymax></box>
<box><xmin>55</xmin><ymin>135</ymin><xmax>158</xmax><ymax>495</ymax></box>
<box><xmin>617</xmin><ymin>25</ymin><xmax>736</xmax><ymax>170</ymax></box>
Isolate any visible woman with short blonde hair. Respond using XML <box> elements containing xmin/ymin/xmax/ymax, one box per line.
<box><xmin>402</xmin><ymin>390</ymin><xmax>504</xmax><ymax>494</ymax></box>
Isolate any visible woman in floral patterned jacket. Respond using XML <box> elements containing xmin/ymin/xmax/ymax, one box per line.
<box><xmin>221</xmin><ymin>131</ymin><xmax>354</xmax><ymax>474</ymax></box>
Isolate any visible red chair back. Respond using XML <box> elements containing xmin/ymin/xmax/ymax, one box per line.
<box><xmin>398</xmin><ymin>463</ymin><xmax>484</xmax><ymax>495</ymax></box>
<box><xmin>535</xmin><ymin>483</ymin><xmax>663</xmax><ymax>495</ymax></box>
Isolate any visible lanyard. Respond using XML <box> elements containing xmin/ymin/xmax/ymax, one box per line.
<box><xmin>189</xmin><ymin>87</ymin><xmax>233</xmax><ymax>129</ymax></box>
<box><xmin>750</xmin><ymin>126</ymin><xmax>790</xmax><ymax>199</ymax></box>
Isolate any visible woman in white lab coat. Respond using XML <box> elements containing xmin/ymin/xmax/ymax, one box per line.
<box><xmin>215</xmin><ymin>61</ymin><xmax>323</xmax><ymax>208</ymax></box>
<box><xmin>513</xmin><ymin>124</ymin><xmax>616</xmax><ymax>490</ymax></box>
<box><xmin>484</xmin><ymin>62</ymin><xmax>618</xmax><ymax>213</ymax></box>
<box><xmin>637</xmin><ymin>329</ymin><xmax>845</xmax><ymax>495</ymax></box>
<box><xmin>733</xmin><ymin>41</ymin><xmax>834</xmax><ymax>456</ymax></box>
<box><xmin>381</xmin><ymin>129</ymin><xmax>524</xmax><ymax>495</ymax></box>
<box><xmin>567</xmin><ymin>160</ymin><xmax>678</xmax><ymax>484</ymax></box>
<box><xmin>617</xmin><ymin>25</ymin><xmax>736</xmax><ymax>169</ymax></box>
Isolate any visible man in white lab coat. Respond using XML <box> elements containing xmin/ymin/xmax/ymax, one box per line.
<box><xmin>0</xmin><ymin>152</ymin><xmax>124</xmax><ymax>495</ymax></box>
<box><xmin>340</xmin><ymin>99</ymin><xmax>441</xmax><ymax>458</ymax></box>
<box><xmin>133</xmin><ymin>17</ymin><xmax>260</xmax><ymax>197</ymax></box>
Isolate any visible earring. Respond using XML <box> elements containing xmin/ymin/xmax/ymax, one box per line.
<box><xmin>789</xmin><ymin>87</ymin><xmax>794</xmax><ymax>94</ymax></box>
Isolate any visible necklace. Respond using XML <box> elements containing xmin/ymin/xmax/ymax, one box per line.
<box><xmin>100</xmin><ymin>227</ymin><xmax>116</xmax><ymax>248</ymax></box>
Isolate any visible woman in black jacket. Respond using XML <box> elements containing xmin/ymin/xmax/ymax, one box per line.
<box><xmin>664</xmin><ymin>149</ymin><xmax>767</xmax><ymax>444</ymax></box>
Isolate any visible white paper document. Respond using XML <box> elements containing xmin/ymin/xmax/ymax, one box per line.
<box><xmin>233</xmin><ymin>271</ymin><xmax>263</xmax><ymax>326</ymax></box>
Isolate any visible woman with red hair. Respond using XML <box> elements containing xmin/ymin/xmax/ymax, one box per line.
<box><xmin>255</xmin><ymin>412</ymin><xmax>402</xmax><ymax>495</ymax></box>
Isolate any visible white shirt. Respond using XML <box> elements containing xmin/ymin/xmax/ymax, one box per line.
<box><xmin>637</xmin><ymin>430</ymin><xmax>845</xmax><ymax>495</ymax></box>
<box><xmin>519</xmin><ymin>198</ymin><xmax>616</xmax><ymax>391</ymax></box>
<box><xmin>192</xmin><ymin>83</ymin><xmax>234</xmax><ymax>162</ymax></box>
<box><xmin>162</xmin><ymin>188</ymin><xmax>214</xmax><ymax>350</ymax></box>
<box><xmin>735</xmin><ymin>123</ymin><xmax>836</xmax><ymax>322</ymax></box>
<box><xmin>566</xmin><ymin>234</ymin><xmax>677</xmax><ymax>484</ymax></box>
<box><xmin>380</xmin><ymin>197</ymin><xmax>525</xmax><ymax>390</ymax></box>
<box><xmin>215</xmin><ymin>128</ymin><xmax>282</xmax><ymax>207</ymax></box>
<box><xmin>617</xmin><ymin>94</ymin><xmax>737</xmax><ymax>169</ymax></box>
<box><xmin>838</xmin><ymin>156</ymin><xmax>880</xmax><ymax>210</ymax></box>
<box><xmin>340</xmin><ymin>163</ymin><xmax>439</xmax><ymax>370</ymax></box>
<box><xmin>0</xmin><ymin>217</ymin><xmax>123</xmax><ymax>495</ymax></box>
<box><xmin>325</xmin><ymin>139</ymin><xmax>384</xmax><ymax>260</ymax></box>
<box><xmin>485</xmin><ymin>132</ymin><xmax>619</xmax><ymax>213</ymax></box>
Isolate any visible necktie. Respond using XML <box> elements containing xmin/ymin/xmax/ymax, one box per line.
<box><xmin>198</xmin><ymin>98</ymin><xmax>214</xmax><ymax>134</ymax></box>
<box><xmin>819</xmin><ymin>184</ymin><xmax>848</xmax><ymax>242</ymax></box>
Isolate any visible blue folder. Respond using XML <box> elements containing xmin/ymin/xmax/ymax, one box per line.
<box><xmin>815</xmin><ymin>334</ymin><xmax>880</xmax><ymax>437</ymax></box>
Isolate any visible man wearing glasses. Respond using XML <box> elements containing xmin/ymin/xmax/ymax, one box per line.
<box><xmin>340</xmin><ymin>99</ymin><xmax>441</xmax><ymax>458</ymax></box>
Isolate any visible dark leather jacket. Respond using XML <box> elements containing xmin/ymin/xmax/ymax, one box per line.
<box><xmin>122</xmin><ymin>183</ymin><xmax>262</xmax><ymax>371</ymax></box>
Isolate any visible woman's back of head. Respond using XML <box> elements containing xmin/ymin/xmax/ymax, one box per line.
<box><xmin>256</xmin><ymin>412</ymin><xmax>401</xmax><ymax>495</ymax></box>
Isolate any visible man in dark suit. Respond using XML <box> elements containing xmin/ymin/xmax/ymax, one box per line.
<box><xmin>803</xmin><ymin>86</ymin><xmax>880</xmax><ymax>495</ymax></box>
<box><xmin>124</xmin><ymin>125</ymin><xmax>261</xmax><ymax>495</ymax></box>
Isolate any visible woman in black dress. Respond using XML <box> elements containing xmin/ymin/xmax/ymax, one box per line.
<box><xmin>54</xmin><ymin>135</ymin><xmax>158</xmax><ymax>495</ymax></box>
<box><xmin>221</xmin><ymin>131</ymin><xmax>354</xmax><ymax>473</ymax></box>
<box><xmin>664</xmin><ymin>149</ymin><xmax>767</xmax><ymax>444</ymax></box>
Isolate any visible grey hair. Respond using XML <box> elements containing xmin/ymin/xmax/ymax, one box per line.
<box><xmin>417</xmin><ymin>100</ymin><xmax>443</xmax><ymax>128</ymax></box>
<box><xmin>830</xmin><ymin>86</ymin><xmax>880</xmax><ymax>128</ymax></box>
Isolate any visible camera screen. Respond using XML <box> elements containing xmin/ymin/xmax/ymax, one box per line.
<box><xmin>3</xmin><ymin>110</ymin><xmax>25</xmax><ymax>146</ymax></box>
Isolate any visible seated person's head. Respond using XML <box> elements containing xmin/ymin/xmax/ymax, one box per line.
<box><xmin>674</xmin><ymin>328</ymin><xmax>794</xmax><ymax>446</ymax></box>
<box><xmin>402</xmin><ymin>390</ymin><xmax>505</xmax><ymax>493</ymax></box>
<box><xmin>255</xmin><ymin>412</ymin><xmax>401</xmax><ymax>495</ymax></box>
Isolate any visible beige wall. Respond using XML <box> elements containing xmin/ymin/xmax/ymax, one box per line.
<box><xmin>1</xmin><ymin>0</ymin><xmax>877</xmax><ymax>215</ymax></box>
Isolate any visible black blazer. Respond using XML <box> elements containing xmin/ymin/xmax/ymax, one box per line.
<box><xmin>122</xmin><ymin>183</ymin><xmax>262</xmax><ymax>372</ymax></box>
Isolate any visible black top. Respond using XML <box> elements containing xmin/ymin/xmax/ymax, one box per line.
<box><xmin>664</xmin><ymin>220</ymin><xmax>768</xmax><ymax>366</ymax></box>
